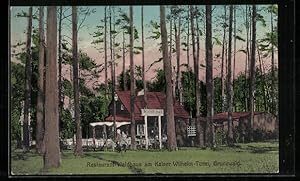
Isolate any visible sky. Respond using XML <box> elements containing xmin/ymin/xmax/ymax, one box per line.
<box><xmin>10</xmin><ymin>5</ymin><xmax>278</xmax><ymax>87</ymax></box>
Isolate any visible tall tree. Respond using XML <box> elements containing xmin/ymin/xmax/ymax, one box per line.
<box><xmin>58</xmin><ymin>6</ymin><xmax>63</xmax><ymax>140</ymax></box>
<box><xmin>129</xmin><ymin>6</ymin><xmax>136</xmax><ymax>150</ymax></box>
<box><xmin>44</xmin><ymin>6</ymin><xmax>60</xmax><ymax>168</ymax></box>
<box><xmin>36</xmin><ymin>6</ymin><xmax>45</xmax><ymax>155</ymax></box>
<box><xmin>160</xmin><ymin>5</ymin><xmax>177</xmax><ymax>151</ymax></box>
<box><xmin>190</xmin><ymin>5</ymin><xmax>202</xmax><ymax>147</ymax></box>
<box><xmin>122</xmin><ymin>29</ymin><xmax>127</xmax><ymax>91</ymax></box>
<box><xmin>23</xmin><ymin>6</ymin><xmax>33</xmax><ymax>152</ymax></box>
<box><xmin>141</xmin><ymin>6</ymin><xmax>147</xmax><ymax>107</ymax></box>
<box><xmin>205</xmin><ymin>5</ymin><xmax>214</xmax><ymax>148</ymax></box>
<box><xmin>269</xmin><ymin>5</ymin><xmax>276</xmax><ymax>114</ymax></box>
<box><xmin>249</xmin><ymin>5</ymin><xmax>257</xmax><ymax>141</ymax></box>
<box><xmin>104</xmin><ymin>6</ymin><xmax>108</xmax><ymax>101</ymax></box>
<box><xmin>174</xmin><ymin>8</ymin><xmax>182</xmax><ymax>104</ymax></box>
<box><xmin>233</xmin><ymin>6</ymin><xmax>237</xmax><ymax>111</ymax></box>
<box><xmin>221</xmin><ymin>6</ymin><xmax>227</xmax><ymax>112</ymax></box>
<box><xmin>168</xmin><ymin>8</ymin><xmax>176</xmax><ymax>96</ymax></box>
<box><xmin>227</xmin><ymin>5</ymin><xmax>234</xmax><ymax>146</ymax></box>
<box><xmin>72</xmin><ymin>6</ymin><xmax>83</xmax><ymax>156</ymax></box>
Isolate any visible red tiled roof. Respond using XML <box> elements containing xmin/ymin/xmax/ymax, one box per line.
<box><xmin>105</xmin><ymin>91</ymin><xmax>189</xmax><ymax>122</ymax></box>
<box><xmin>213</xmin><ymin>112</ymin><xmax>265</xmax><ymax>121</ymax></box>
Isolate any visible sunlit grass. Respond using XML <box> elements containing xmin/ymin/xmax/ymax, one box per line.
<box><xmin>10</xmin><ymin>141</ymin><xmax>279</xmax><ymax>175</ymax></box>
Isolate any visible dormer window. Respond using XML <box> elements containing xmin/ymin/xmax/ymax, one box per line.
<box><xmin>120</xmin><ymin>104</ymin><xmax>124</xmax><ymax>110</ymax></box>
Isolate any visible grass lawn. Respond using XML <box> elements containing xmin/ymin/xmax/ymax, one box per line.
<box><xmin>10</xmin><ymin>141</ymin><xmax>279</xmax><ymax>175</ymax></box>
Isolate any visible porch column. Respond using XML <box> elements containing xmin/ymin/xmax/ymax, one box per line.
<box><xmin>158</xmin><ymin>115</ymin><xmax>162</xmax><ymax>149</ymax></box>
<box><xmin>92</xmin><ymin>126</ymin><xmax>96</xmax><ymax>149</ymax></box>
<box><xmin>145</xmin><ymin>115</ymin><xmax>148</xmax><ymax>149</ymax></box>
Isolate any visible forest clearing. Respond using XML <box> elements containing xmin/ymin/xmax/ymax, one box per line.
<box><xmin>10</xmin><ymin>4</ymin><xmax>279</xmax><ymax>174</ymax></box>
<box><xmin>11</xmin><ymin>142</ymin><xmax>278</xmax><ymax>174</ymax></box>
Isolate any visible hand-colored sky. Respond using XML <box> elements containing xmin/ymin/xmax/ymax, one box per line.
<box><xmin>10</xmin><ymin>5</ymin><xmax>277</xmax><ymax>87</ymax></box>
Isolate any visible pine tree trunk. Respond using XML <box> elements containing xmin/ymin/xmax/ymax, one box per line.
<box><xmin>227</xmin><ymin>5</ymin><xmax>234</xmax><ymax>146</ymax></box>
<box><xmin>72</xmin><ymin>6</ymin><xmax>83</xmax><ymax>156</ymax></box>
<box><xmin>112</xmin><ymin>7</ymin><xmax>117</xmax><ymax>140</ymax></box>
<box><xmin>249</xmin><ymin>5</ymin><xmax>256</xmax><ymax>142</ymax></box>
<box><xmin>44</xmin><ymin>6</ymin><xmax>60</xmax><ymax>169</ymax></box>
<box><xmin>169</xmin><ymin>16</ymin><xmax>176</xmax><ymax>96</ymax></box>
<box><xmin>257</xmin><ymin>46</ymin><xmax>267</xmax><ymax>111</ymax></box>
<box><xmin>205</xmin><ymin>5</ymin><xmax>214</xmax><ymax>148</ymax></box>
<box><xmin>104</xmin><ymin>6</ymin><xmax>108</xmax><ymax>102</ymax></box>
<box><xmin>190</xmin><ymin>5</ymin><xmax>203</xmax><ymax>147</ymax></box>
<box><xmin>186</xmin><ymin>8</ymin><xmax>190</xmax><ymax>68</ymax></box>
<box><xmin>244</xmin><ymin>5</ymin><xmax>250</xmax><ymax>111</ymax></box>
<box><xmin>175</xmin><ymin>17</ymin><xmax>182</xmax><ymax>104</ymax></box>
<box><xmin>58</xmin><ymin>6</ymin><xmax>63</xmax><ymax>139</ymax></box>
<box><xmin>270</xmin><ymin>7</ymin><xmax>276</xmax><ymax>114</ymax></box>
<box><xmin>122</xmin><ymin>30</ymin><xmax>127</xmax><ymax>91</ymax></box>
<box><xmin>186</xmin><ymin>7</ymin><xmax>191</xmax><ymax>116</ymax></box>
<box><xmin>36</xmin><ymin>6</ymin><xmax>45</xmax><ymax>155</ymax></box>
<box><xmin>129</xmin><ymin>6</ymin><xmax>136</xmax><ymax>150</ymax></box>
<box><xmin>160</xmin><ymin>5</ymin><xmax>177</xmax><ymax>151</ymax></box>
<box><xmin>221</xmin><ymin>6</ymin><xmax>227</xmax><ymax>112</ymax></box>
<box><xmin>141</xmin><ymin>6</ymin><xmax>147</xmax><ymax>107</ymax></box>
<box><xmin>23</xmin><ymin>6</ymin><xmax>33</xmax><ymax>152</ymax></box>
<box><xmin>233</xmin><ymin>6</ymin><xmax>236</xmax><ymax>112</ymax></box>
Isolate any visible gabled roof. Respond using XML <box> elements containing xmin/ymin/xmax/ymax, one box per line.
<box><xmin>110</xmin><ymin>91</ymin><xmax>189</xmax><ymax>121</ymax></box>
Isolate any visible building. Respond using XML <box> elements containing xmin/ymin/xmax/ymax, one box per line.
<box><xmin>102</xmin><ymin>90</ymin><xmax>190</xmax><ymax>149</ymax></box>
<box><xmin>213</xmin><ymin>112</ymin><xmax>278</xmax><ymax>142</ymax></box>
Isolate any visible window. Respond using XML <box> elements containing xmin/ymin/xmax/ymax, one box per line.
<box><xmin>137</xmin><ymin>124</ymin><xmax>145</xmax><ymax>136</ymax></box>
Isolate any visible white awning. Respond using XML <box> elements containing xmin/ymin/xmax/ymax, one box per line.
<box><xmin>89</xmin><ymin>121</ymin><xmax>131</xmax><ymax>128</ymax></box>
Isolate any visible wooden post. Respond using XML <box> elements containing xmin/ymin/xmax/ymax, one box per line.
<box><xmin>158</xmin><ymin>115</ymin><xmax>162</xmax><ymax>149</ymax></box>
<box><xmin>145</xmin><ymin>115</ymin><xmax>148</xmax><ymax>149</ymax></box>
<box><xmin>92</xmin><ymin>126</ymin><xmax>95</xmax><ymax>150</ymax></box>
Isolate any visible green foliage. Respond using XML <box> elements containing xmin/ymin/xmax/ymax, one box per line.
<box><xmin>117</xmin><ymin>69</ymin><xmax>143</xmax><ymax>91</ymax></box>
<box><xmin>63</xmin><ymin>79</ymin><xmax>73</xmax><ymax>98</ymax></box>
<box><xmin>11</xmin><ymin>62</ymin><xmax>24</xmax><ymax>141</ymax></box>
<box><xmin>234</xmin><ymin>35</ymin><xmax>246</xmax><ymax>42</ymax></box>
<box><xmin>148</xmin><ymin>69</ymin><xmax>166</xmax><ymax>92</ymax></box>
<box><xmin>213</xmin><ymin>37</ymin><xmax>222</xmax><ymax>46</ymax></box>
<box><xmin>80</xmin><ymin>95</ymin><xmax>108</xmax><ymax>138</ymax></box>
<box><xmin>256</xmin><ymin>13</ymin><xmax>267</xmax><ymax>27</ymax></box>
<box><xmin>79</xmin><ymin>51</ymin><xmax>97</xmax><ymax>70</ymax></box>
<box><xmin>60</xmin><ymin>109</ymin><xmax>75</xmax><ymax>139</ymax></box>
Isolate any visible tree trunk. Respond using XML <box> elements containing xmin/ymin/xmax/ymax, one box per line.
<box><xmin>122</xmin><ymin>30</ymin><xmax>127</xmax><ymax>91</ymax></box>
<box><xmin>233</xmin><ymin>6</ymin><xmax>236</xmax><ymax>112</ymax></box>
<box><xmin>36</xmin><ymin>6</ymin><xmax>45</xmax><ymax>155</ymax></box>
<box><xmin>175</xmin><ymin>17</ymin><xmax>182</xmax><ymax>104</ymax></box>
<box><xmin>249</xmin><ymin>5</ymin><xmax>256</xmax><ymax>142</ymax></box>
<box><xmin>169</xmin><ymin>16</ymin><xmax>176</xmax><ymax>96</ymax></box>
<box><xmin>44</xmin><ymin>6</ymin><xmax>60</xmax><ymax>169</ymax></box>
<box><xmin>112</xmin><ymin>7</ymin><xmax>117</xmax><ymax>140</ymax></box>
<box><xmin>104</xmin><ymin>6</ymin><xmax>108</xmax><ymax>101</ymax></box>
<box><xmin>270</xmin><ymin>7</ymin><xmax>276</xmax><ymax>114</ymax></box>
<box><xmin>244</xmin><ymin>5</ymin><xmax>250</xmax><ymax>111</ymax></box>
<box><xmin>227</xmin><ymin>5</ymin><xmax>234</xmax><ymax>146</ymax></box>
<box><xmin>221</xmin><ymin>6</ymin><xmax>227</xmax><ymax>112</ymax></box>
<box><xmin>23</xmin><ymin>6</ymin><xmax>33</xmax><ymax>152</ymax></box>
<box><xmin>186</xmin><ymin>8</ymin><xmax>190</xmax><ymax>68</ymax></box>
<box><xmin>190</xmin><ymin>5</ymin><xmax>202</xmax><ymax>147</ymax></box>
<box><xmin>257</xmin><ymin>45</ymin><xmax>267</xmax><ymax>111</ymax></box>
<box><xmin>160</xmin><ymin>5</ymin><xmax>177</xmax><ymax>151</ymax></box>
<box><xmin>129</xmin><ymin>6</ymin><xmax>136</xmax><ymax>150</ymax></box>
<box><xmin>205</xmin><ymin>5</ymin><xmax>214</xmax><ymax>148</ymax></box>
<box><xmin>142</xmin><ymin>6</ymin><xmax>147</xmax><ymax>107</ymax></box>
<box><xmin>72</xmin><ymin>6</ymin><xmax>83</xmax><ymax>156</ymax></box>
<box><xmin>58</xmin><ymin>6</ymin><xmax>63</xmax><ymax>140</ymax></box>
